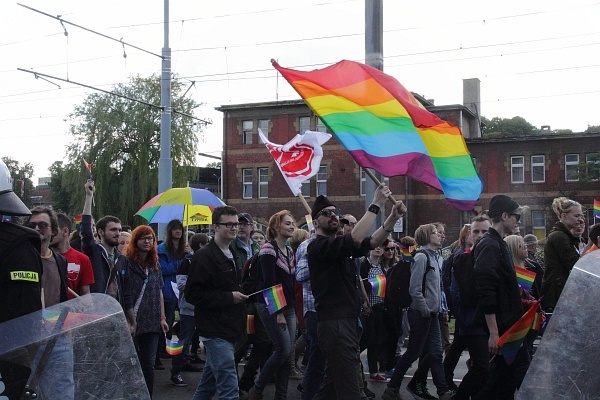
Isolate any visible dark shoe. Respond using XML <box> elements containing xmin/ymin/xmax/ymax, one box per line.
<box><xmin>447</xmin><ymin>380</ymin><xmax>459</xmax><ymax>391</ymax></box>
<box><xmin>181</xmin><ymin>363</ymin><xmax>202</xmax><ymax>372</ymax></box>
<box><xmin>406</xmin><ymin>380</ymin><xmax>436</xmax><ymax>400</ymax></box>
<box><xmin>438</xmin><ymin>391</ymin><xmax>456</xmax><ymax>400</ymax></box>
<box><xmin>154</xmin><ymin>360</ymin><xmax>165</xmax><ymax>370</ymax></box>
<box><xmin>247</xmin><ymin>387</ymin><xmax>262</xmax><ymax>400</ymax></box>
<box><xmin>364</xmin><ymin>386</ymin><xmax>376</xmax><ymax>399</ymax></box>
<box><xmin>170</xmin><ymin>374</ymin><xmax>187</xmax><ymax>387</ymax></box>
<box><xmin>381</xmin><ymin>386</ymin><xmax>401</xmax><ymax>400</ymax></box>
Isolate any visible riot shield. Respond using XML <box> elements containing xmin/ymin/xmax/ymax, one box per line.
<box><xmin>0</xmin><ymin>293</ymin><xmax>149</xmax><ymax>399</ymax></box>
<box><xmin>517</xmin><ymin>251</ymin><xmax>600</xmax><ymax>399</ymax></box>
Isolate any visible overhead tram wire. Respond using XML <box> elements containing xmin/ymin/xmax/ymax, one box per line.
<box><xmin>17</xmin><ymin>3</ymin><xmax>163</xmax><ymax>60</ymax></box>
<box><xmin>17</xmin><ymin>69</ymin><xmax>211</xmax><ymax>125</ymax></box>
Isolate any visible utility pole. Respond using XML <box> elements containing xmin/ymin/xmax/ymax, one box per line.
<box><xmin>365</xmin><ymin>0</ymin><xmax>384</xmax><ymax>232</ymax></box>
<box><xmin>158</xmin><ymin>0</ymin><xmax>172</xmax><ymax>239</ymax></box>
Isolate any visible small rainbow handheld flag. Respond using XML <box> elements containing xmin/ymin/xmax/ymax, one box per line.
<box><xmin>515</xmin><ymin>266</ymin><xmax>536</xmax><ymax>292</ymax></box>
<box><xmin>247</xmin><ymin>315</ymin><xmax>255</xmax><ymax>334</ymax></box>
<box><xmin>594</xmin><ymin>199</ymin><xmax>600</xmax><ymax>219</ymax></box>
<box><xmin>497</xmin><ymin>300</ymin><xmax>539</xmax><ymax>364</ymax></box>
<box><xmin>263</xmin><ymin>284</ymin><xmax>287</xmax><ymax>315</ymax></box>
<box><xmin>368</xmin><ymin>274</ymin><xmax>387</xmax><ymax>297</ymax></box>
<box><xmin>400</xmin><ymin>247</ymin><xmax>413</xmax><ymax>262</ymax></box>
<box><xmin>73</xmin><ymin>214</ymin><xmax>82</xmax><ymax>231</ymax></box>
<box><xmin>83</xmin><ymin>158</ymin><xmax>93</xmax><ymax>180</ymax></box>
<box><xmin>166</xmin><ymin>337</ymin><xmax>184</xmax><ymax>356</ymax></box>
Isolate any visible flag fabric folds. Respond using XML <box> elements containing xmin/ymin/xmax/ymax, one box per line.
<box><xmin>247</xmin><ymin>315</ymin><xmax>255</xmax><ymax>335</ymax></box>
<box><xmin>165</xmin><ymin>336</ymin><xmax>184</xmax><ymax>356</ymax></box>
<box><xmin>272</xmin><ymin>60</ymin><xmax>482</xmax><ymax>211</ymax></box>
<box><xmin>262</xmin><ymin>284</ymin><xmax>287</xmax><ymax>314</ymax></box>
<box><xmin>258</xmin><ymin>129</ymin><xmax>331</xmax><ymax>196</ymax></box>
<box><xmin>515</xmin><ymin>266</ymin><xmax>536</xmax><ymax>291</ymax></box>
<box><xmin>497</xmin><ymin>300</ymin><xmax>540</xmax><ymax>364</ymax></box>
<box><xmin>594</xmin><ymin>199</ymin><xmax>600</xmax><ymax>219</ymax></box>
<box><xmin>83</xmin><ymin>158</ymin><xmax>93</xmax><ymax>180</ymax></box>
<box><xmin>368</xmin><ymin>275</ymin><xmax>387</xmax><ymax>297</ymax></box>
<box><xmin>400</xmin><ymin>247</ymin><xmax>414</xmax><ymax>262</ymax></box>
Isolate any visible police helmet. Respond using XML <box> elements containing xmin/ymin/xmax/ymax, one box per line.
<box><xmin>0</xmin><ymin>159</ymin><xmax>31</xmax><ymax>216</ymax></box>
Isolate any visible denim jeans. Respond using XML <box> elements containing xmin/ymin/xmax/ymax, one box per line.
<box><xmin>32</xmin><ymin>334</ymin><xmax>75</xmax><ymax>400</ymax></box>
<box><xmin>134</xmin><ymin>332</ymin><xmax>160</xmax><ymax>397</ymax></box>
<box><xmin>302</xmin><ymin>311</ymin><xmax>326</xmax><ymax>400</ymax></box>
<box><xmin>193</xmin><ymin>338</ymin><xmax>239</xmax><ymax>400</ymax></box>
<box><xmin>171</xmin><ymin>314</ymin><xmax>195</xmax><ymax>375</ymax></box>
<box><xmin>388</xmin><ymin>308</ymin><xmax>448</xmax><ymax>395</ymax></box>
<box><xmin>254</xmin><ymin>303</ymin><xmax>296</xmax><ymax>399</ymax></box>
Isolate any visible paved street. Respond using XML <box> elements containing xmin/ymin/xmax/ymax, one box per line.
<box><xmin>153</xmin><ymin>346</ymin><xmax>470</xmax><ymax>400</ymax></box>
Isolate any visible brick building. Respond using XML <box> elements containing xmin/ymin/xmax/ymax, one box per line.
<box><xmin>217</xmin><ymin>96</ymin><xmax>599</xmax><ymax>242</ymax></box>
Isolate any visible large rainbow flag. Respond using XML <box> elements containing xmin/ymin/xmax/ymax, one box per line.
<box><xmin>368</xmin><ymin>274</ymin><xmax>387</xmax><ymax>297</ymax></box>
<box><xmin>263</xmin><ymin>284</ymin><xmax>287</xmax><ymax>314</ymax></box>
<box><xmin>272</xmin><ymin>60</ymin><xmax>482</xmax><ymax>211</ymax></box>
<box><xmin>497</xmin><ymin>301</ymin><xmax>539</xmax><ymax>364</ymax></box>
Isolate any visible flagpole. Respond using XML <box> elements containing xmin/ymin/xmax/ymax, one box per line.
<box><xmin>364</xmin><ymin>168</ymin><xmax>398</xmax><ymax>205</ymax></box>
<box><xmin>297</xmin><ymin>193</ymin><xmax>312</xmax><ymax>215</ymax></box>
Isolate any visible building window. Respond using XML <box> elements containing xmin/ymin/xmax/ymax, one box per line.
<box><xmin>511</xmin><ymin>156</ymin><xmax>524</xmax><ymax>184</ymax></box>
<box><xmin>242</xmin><ymin>120</ymin><xmax>253</xmax><ymax>144</ymax></box>
<box><xmin>565</xmin><ymin>154</ymin><xmax>579</xmax><ymax>182</ymax></box>
<box><xmin>531</xmin><ymin>155</ymin><xmax>545</xmax><ymax>183</ymax></box>
<box><xmin>586</xmin><ymin>153</ymin><xmax>600</xmax><ymax>181</ymax></box>
<box><xmin>299</xmin><ymin>116</ymin><xmax>310</xmax><ymax>134</ymax></box>
<box><xmin>258</xmin><ymin>168</ymin><xmax>268</xmax><ymax>198</ymax></box>
<box><xmin>301</xmin><ymin>180</ymin><xmax>310</xmax><ymax>198</ymax></box>
<box><xmin>258</xmin><ymin>119</ymin><xmax>269</xmax><ymax>143</ymax></box>
<box><xmin>360</xmin><ymin>168</ymin><xmax>389</xmax><ymax>196</ymax></box>
<box><xmin>317</xmin><ymin>165</ymin><xmax>327</xmax><ymax>196</ymax></box>
<box><xmin>242</xmin><ymin>168</ymin><xmax>253</xmax><ymax>199</ymax></box>
<box><xmin>316</xmin><ymin>118</ymin><xmax>327</xmax><ymax>133</ymax></box>
<box><xmin>531</xmin><ymin>210</ymin><xmax>546</xmax><ymax>240</ymax></box>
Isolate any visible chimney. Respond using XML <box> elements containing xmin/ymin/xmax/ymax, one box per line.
<box><xmin>463</xmin><ymin>78</ymin><xmax>481</xmax><ymax>116</ymax></box>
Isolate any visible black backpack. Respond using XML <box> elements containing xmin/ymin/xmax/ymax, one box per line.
<box><xmin>241</xmin><ymin>252</ymin><xmax>261</xmax><ymax>302</ymax></box>
<box><xmin>386</xmin><ymin>250</ymin><xmax>431</xmax><ymax>309</ymax></box>
<box><xmin>452</xmin><ymin>248</ymin><xmax>478</xmax><ymax>307</ymax></box>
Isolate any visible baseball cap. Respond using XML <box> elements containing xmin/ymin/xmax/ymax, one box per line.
<box><xmin>238</xmin><ymin>213</ymin><xmax>254</xmax><ymax>224</ymax></box>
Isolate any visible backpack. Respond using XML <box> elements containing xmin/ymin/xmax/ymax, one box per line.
<box><xmin>241</xmin><ymin>253</ymin><xmax>261</xmax><ymax>302</ymax></box>
<box><xmin>386</xmin><ymin>250</ymin><xmax>431</xmax><ymax>309</ymax></box>
<box><xmin>452</xmin><ymin>248</ymin><xmax>478</xmax><ymax>307</ymax></box>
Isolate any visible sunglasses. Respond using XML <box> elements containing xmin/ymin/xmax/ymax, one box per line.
<box><xmin>319</xmin><ymin>208</ymin><xmax>341</xmax><ymax>218</ymax></box>
<box><xmin>384</xmin><ymin>247</ymin><xmax>395</xmax><ymax>251</ymax></box>
<box><xmin>508</xmin><ymin>213</ymin><xmax>521</xmax><ymax>222</ymax></box>
<box><xmin>27</xmin><ymin>221</ymin><xmax>50</xmax><ymax>230</ymax></box>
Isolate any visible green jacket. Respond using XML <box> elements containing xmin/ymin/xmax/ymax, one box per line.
<box><xmin>231</xmin><ymin>238</ymin><xmax>260</xmax><ymax>275</ymax></box>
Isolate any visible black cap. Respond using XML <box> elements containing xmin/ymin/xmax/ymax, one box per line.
<box><xmin>311</xmin><ymin>195</ymin><xmax>336</xmax><ymax>220</ymax></box>
<box><xmin>238</xmin><ymin>212</ymin><xmax>254</xmax><ymax>224</ymax></box>
<box><xmin>488</xmin><ymin>195</ymin><xmax>523</xmax><ymax>218</ymax></box>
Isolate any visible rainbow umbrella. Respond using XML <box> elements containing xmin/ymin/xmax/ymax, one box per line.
<box><xmin>135</xmin><ymin>187</ymin><xmax>226</xmax><ymax>226</ymax></box>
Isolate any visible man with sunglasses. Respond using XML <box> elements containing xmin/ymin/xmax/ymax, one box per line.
<box><xmin>307</xmin><ymin>185</ymin><xmax>405</xmax><ymax>400</ymax></box>
<box><xmin>473</xmin><ymin>194</ymin><xmax>528</xmax><ymax>399</ymax></box>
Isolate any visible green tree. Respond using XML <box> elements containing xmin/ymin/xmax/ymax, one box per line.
<box><xmin>1</xmin><ymin>156</ymin><xmax>34</xmax><ymax>208</ymax></box>
<box><xmin>205</xmin><ymin>161</ymin><xmax>221</xmax><ymax>169</ymax></box>
<box><xmin>585</xmin><ymin>124</ymin><xmax>600</xmax><ymax>133</ymax></box>
<box><xmin>60</xmin><ymin>74</ymin><xmax>204</xmax><ymax>226</ymax></box>
<box><xmin>48</xmin><ymin>161</ymin><xmax>73</xmax><ymax>213</ymax></box>
<box><xmin>481</xmin><ymin>116</ymin><xmax>539</xmax><ymax>137</ymax></box>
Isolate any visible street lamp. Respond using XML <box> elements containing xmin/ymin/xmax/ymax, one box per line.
<box><xmin>213</xmin><ymin>173</ymin><xmax>221</xmax><ymax>197</ymax></box>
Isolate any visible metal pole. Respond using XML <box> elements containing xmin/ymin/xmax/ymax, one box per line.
<box><xmin>365</xmin><ymin>0</ymin><xmax>384</xmax><ymax>233</ymax></box>
<box><xmin>158</xmin><ymin>0</ymin><xmax>172</xmax><ymax>239</ymax></box>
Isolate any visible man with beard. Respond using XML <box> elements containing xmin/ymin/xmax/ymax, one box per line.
<box><xmin>307</xmin><ymin>186</ymin><xmax>405</xmax><ymax>400</ymax></box>
<box><xmin>81</xmin><ymin>180</ymin><xmax>135</xmax><ymax>332</ymax></box>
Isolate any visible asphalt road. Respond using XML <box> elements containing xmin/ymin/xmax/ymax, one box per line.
<box><xmin>152</xmin><ymin>345</ymin><xmax>470</xmax><ymax>400</ymax></box>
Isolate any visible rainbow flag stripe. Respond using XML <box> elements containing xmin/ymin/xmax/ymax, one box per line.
<box><xmin>263</xmin><ymin>284</ymin><xmax>287</xmax><ymax>315</ymax></box>
<box><xmin>166</xmin><ymin>337</ymin><xmax>184</xmax><ymax>356</ymax></box>
<box><xmin>368</xmin><ymin>274</ymin><xmax>387</xmax><ymax>297</ymax></box>
<box><xmin>400</xmin><ymin>247</ymin><xmax>413</xmax><ymax>262</ymax></box>
<box><xmin>497</xmin><ymin>300</ymin><xmax>539</xmax><ymax>364</ymax></box>
<box><xmin>247</xmin><ymin>315</ymin><xmax>255</xmax><ymax>335</ymax></box>
<box><xmin>272</xmin><ymin>60</ymin><xmax>482</xmax><ymax>211</ymax></box>
<box><xmin>515</xmin><ymin>266</ymin><xmax>536</xmax><ymax>291</ymax></box>
<box><xmin>594</xmin><ymin>199</ymin><xmax>600</xmax><ymax>218</ymax></box>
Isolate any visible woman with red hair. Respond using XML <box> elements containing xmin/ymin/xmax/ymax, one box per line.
<box><xmin>123</xmin><ymin>225</ymin><xmax>169</xmax><ymax>397</ymax></box>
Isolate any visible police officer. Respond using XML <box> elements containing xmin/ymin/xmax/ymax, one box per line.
<box><xmin>0</xmin><ymin>158</ymin><xmax>43</xmax><ymax>323</ymax></box>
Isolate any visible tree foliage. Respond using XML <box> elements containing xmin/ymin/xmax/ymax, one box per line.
<box><xmin>1</xmin><ymin>156</ymin><xmax>34</xmax><ymax>208</ymax></box>
<box><xmin>585</xmin><ymin>124</ymin><xmax>600</xmax><ymax>133</ymax></box>
<box><xmin>52</xmin><ymin>74</ymin><xmax>204</xmax><ymax>225</ymax></box>
<box><xmin>481</xmin><ymin>116</ymin><xmax>539</xmax><ymax>138</ymax></box>
<box><xmin>205</xmin><ymin>161</ymin><xmax>221</xmax><ymax>169</ymax></box>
